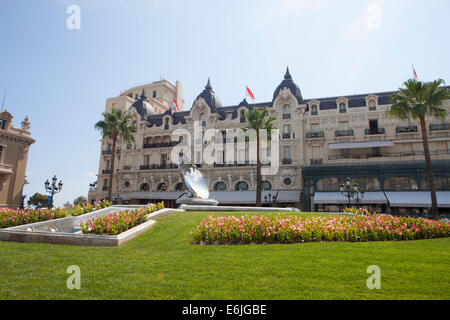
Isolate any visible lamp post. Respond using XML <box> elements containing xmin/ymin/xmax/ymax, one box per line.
<box><xmin>339</xmin><ymin>177</ymin><xmax>364</xmax><ymax>208</ymax></box>
<box><xmin>44</xmin><ymin>175</ymin><xmax>63</xmax><ymax>208</ymax></box>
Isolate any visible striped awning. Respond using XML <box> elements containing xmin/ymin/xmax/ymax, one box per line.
<box><xmin>313</xmin><ymin>192</ymin><xmax>387</xmax><ymax>204</ymax></box>
<box><xmin>385</xmin><ymin>191</ymin><xmax>450</xmax><ymax>208</ymax></box>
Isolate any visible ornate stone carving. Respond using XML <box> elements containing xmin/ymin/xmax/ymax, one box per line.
<box><xmin>20</xmin><ymin>116</ymin><xmax>30</xmax><ymax>131</ymax></box>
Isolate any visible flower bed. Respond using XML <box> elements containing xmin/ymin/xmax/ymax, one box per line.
<box><xmin>0</xmin><ymin>200</ymin><xmax>111</xmax><ymax>228</ymax></box>
<box><xmin>190</xmin><ymin>213</ymin><xmax>450</xmax><ymax>244</ymax></box>
<box><xmin>80</xmin><ymin>202</ymin><xmax>164</xmax><ymax>235</ymax></box>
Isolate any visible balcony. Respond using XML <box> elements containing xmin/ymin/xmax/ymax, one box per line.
<box><xmin>102</xmin><ymin>169</ymin><xmax>111</xmax><ymax>174</ymax></box>
<box><xmin>328</xmin><ymin>149</ymin><xmax>450</xmax><ymax>161</ymax></box>
<box><xmin>122</xmin><ymin>166</ymin><xmax>131</xmax><ymax>171</ymax></box>
<box><xmin>369</xmin><ymin>106</ymin><xmax>377</xmax><ymax>111</ymax></box>
<box><xmin>282</xmin><ymin>133</ymin><xmax>292</xmax><ymax>139</ymax></box>
<box><xmin>240</xmin><ymin>118</ymin><xmax>246</xmax><ymax>123</ymax></box>
<box><xmin>282</xmin><ymin>158</ymin><xmax>292</xmax><ymax>165</ymax></box>
<box><xmin>310</xmin><ymin>159</ymin><xmax>323</xmax><ymax>165</ymax></box>
<box><xmin>102</xmin><ymin>149</ymin><xmax>121</xmax><ymax>155</ymax></box>
<box><xmin>102</xmin><ymin>186</ymin><xmax>109</xmax><ymax>191</ymax></box>
<box><xmin>139</xmin><ymin>163</ymin><xmax>178</xmax><ymax>170</ymax></box>
<box><xmin>282</xmin><ymin>114</ymin><xmax>291</xmax><ymax>120</ymax></box>
<box><xmin>214</xmin><ymin>161</ymin><xmax>260</xmax><ymax>168</ymax></box>
<box><xmin>311</xmin><ymin>111</ymin><xmax>318</xmax><ymax>116</ymax></box>
<box><xmin>396</xmin><ymin>126</ymin><xmax>418</xmax><ymax>133</ymax></box>
<box><xmin>143</xmin><ymin>142</ymin><xmax>179</xmax><ymax>149</ymax></box>
<box><xmin>430</xmin><ymin>123</ymin><xmax>450</xmax><ymax>131</ymax></box>
<box><xmin>365</xmin><ymin>128</ymin><xmax>385</xmax><ymax>135</ymax></box>
<box><xmin>306</xmin><ymin>131</ymin><xmax>324</xmax><ymax>139</ymax></box>
<box><xmin>339</xmin><ymin>109</ymin><xmax>347</xmax><ymax>113</ymax></box>
<box><xmin>335</xmin><ymin>129</ymin><xmax>354</xmax><ymax>137</ymax></box>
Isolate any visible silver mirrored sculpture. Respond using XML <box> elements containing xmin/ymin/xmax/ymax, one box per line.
<box><xmin>176</xmin><ymin>153</ymin><xmax>218</xmax><ymax>206</ymax></box>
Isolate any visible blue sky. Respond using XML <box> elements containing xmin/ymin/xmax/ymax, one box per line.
<box><xmin>0</xmin><ymin>0</ymin><xmax>449</xmax><ymax>206</ymax></box>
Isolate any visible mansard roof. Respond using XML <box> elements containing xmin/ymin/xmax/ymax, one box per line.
<box><xmin>192</xmin><ymin>78</ymin><xmax>223</xmax><ymax>113</ymax></box>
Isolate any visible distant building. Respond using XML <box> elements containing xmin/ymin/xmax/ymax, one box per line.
<box><xmin>0</xmin><ymin>110</ymin><xmax>35</xmax><ymax>208</ymax></box>
<box><xmin>88</xmin><ymin>69</ymin><xmax>450</xmax><ymax>215</ymax></box>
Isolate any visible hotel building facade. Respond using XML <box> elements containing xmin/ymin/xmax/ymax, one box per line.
<box><xmin>88</xmin><ymin>69</ymin><xmax>450</xmax><ymax>216</ymax></box>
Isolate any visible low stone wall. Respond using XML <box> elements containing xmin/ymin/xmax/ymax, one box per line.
<box><xmin>0</xmin><ymin>207</ymin><xmax>181</xmax><ymax>247</ymax></box>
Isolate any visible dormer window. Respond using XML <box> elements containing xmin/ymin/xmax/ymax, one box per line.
<box><xmin>311</xmin><ymin>105</ymin><xmax>318</xmax><ymax>116</ymax></box>
<box><xmin>164</xmin><ymin>118</ymin><xmax>169</xmax><ymax>130</ymax></box>
<box><xmin>240</xmin><ymin>110</ymin><xmax>246</xmax><ymax>123</ymax></box>
<box><xmin>368</xmin><ymin>100</ymin><xmax>376</xmax><ymax>111</ymax></box>
<box><xmin>153</xmin><ymin>91</ymin><xmax>157</xmax><ymax>98</ymax></box>
<box><xmin>283</xmin><ymin>105</ymin><xmax>291</xmax><ymax>119</ymax></box>
<box><xmin>339</xmin><ymin>102</ymin><xmax>347</xmax><ymax>113</ymax></box>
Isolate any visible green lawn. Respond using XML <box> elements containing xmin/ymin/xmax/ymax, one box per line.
<box><xmin>0</xmin><ymin>211</ymin><xmax>449</xmax><ymax>300</ymax></box>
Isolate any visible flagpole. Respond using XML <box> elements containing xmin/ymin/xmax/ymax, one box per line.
<box><xmin>1</xmin><ymin>90</ymin><xmax>6</xmax><ymax>112</ymax></box>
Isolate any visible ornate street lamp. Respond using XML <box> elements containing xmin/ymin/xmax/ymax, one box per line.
<box><xmin>44</xmin><ymin>175</ymin><xmax>63</xmax><ymax>208</ymax></box>
<box><xmin>339</xmin><ymin>177</ymin><xmax>364</xmax><ymax>208</ymax></box>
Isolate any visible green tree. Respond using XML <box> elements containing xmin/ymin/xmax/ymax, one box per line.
<box><xmin>73</xmin><ymin>196</ymin><xmax>87</xmax><ymax>206</ymax></box>
<box><xmin>95</xmin><ymin>107</ymin><xmax>137</xmax><ymax>201</ymax></box>
<box><xmin>27</xmin><ymin>192</ymin><xmax>48</xmax><ymax>209</ymax></box>
<box><xmin>389</xmin><ymin>79</ymin><xmax>450</xmax><ymax>219</ymax></box>
<box><xmin>243</xmin><ymin>107</ymin><xmax>277</xmax><ymax>207</ymax></box>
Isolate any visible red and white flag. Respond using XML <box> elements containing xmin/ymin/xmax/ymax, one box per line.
<box><xmin>246</xmin><ymin>86</ymin><xmax>255</xmax><ymax>101</ymax></box>
<box><xmin>412</xmin><ymin>65</ymin><xmax>418</xmax><ymax>80</ymax></box>
<box><xmin>173</xmin><ymin>98</ymin><xmax>179</xmax><ymax>111</ymax></box>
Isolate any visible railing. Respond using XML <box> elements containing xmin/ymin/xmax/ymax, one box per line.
<box><xmin>102</xmin><ymin>169</ymin><xmax>111</xmax><ymax>174</ymax></box>
<box><xmin>282</xmin><ymin>158</ymin><xmax>292</xmax><ymax>165</ymax></box>
<box><xmin>365</xmin><ymin>128</ymin><xmax>385</xmax><ymax>135</ymax></box>
<box><xmin>139</xmin><ymin>163</ymin><xmax>178</xmax><ymax>170</ymax></box>
<box><xmin>240</xmin><ymin>118</ymin><xmax>246</xmax><ymax>123</ymax></box>
<box><xmin>123</xmin><ymin>166</ymin><xmax>131</xmax><ymax>171</ymax></box>
<box><xmin>143</xmin><ymin>142</ymin><xmax>179</xmax><ymax>149</ymax></box>
<box><xmin>282</xmin><ymin>114</ymin><xmax>291</xmax><ymax>120</ymax></box>
<box><xmin>396</xmin><ymin>126</ymin><xmax>418</xmax><ymax>133</ymax></box>
<box><xmin>282</xmin><ymin>133</ymin><xmax>292</xmax><ymax>139</ymax></box>
<box><xmin>306</xmin><ymin>131</ymin><xmax>324</xmax><ymax>139</ymax></box>
<box><xmin>335</xmin><ymin>129</ymin><xmax>354</xmax><ymax>137</ymax></box>
<box><xmin>311</xmin><ymin>111</ymin><xmax>318</xmax><ymax>116</ymax></box>
<box><xmin>328</xmin><ymin>149</ymin><xmax>450</xmax><ymax>160</ymax></box>
<box><xmin>339</xmin><ymin>108</ymin><xmax>346</xmax><ymax>113</ymax></box>
<box><xmin>369</xmin><ymin>106</ymin><xmax>377</xmax><ymax>111</ymax></box>
<box><xmin>430</xmin><ymin>123</ymin><xmax>450</xmax><ymax>131</ymax></box>
<box><xmin>102</xmin><ymin>149</ymin><xmax>121</xmax><ymax>155</ymax></box>
<box><xmin>310</xmin><ymin>159</ymin><xmax>323</xmax><ymax>165</ymax></box>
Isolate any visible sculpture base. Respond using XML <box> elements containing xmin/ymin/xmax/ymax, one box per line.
<box><xmin>176</xmin><ymin>197</ymin><xmax>219</xmax><ymax>206</ymax></box>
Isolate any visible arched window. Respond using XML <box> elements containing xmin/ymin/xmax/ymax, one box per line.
<box><xmin>157</xmin><ymin>183</ymin><xmax>168</xmax><ymax>191</ymax></box>
<box><xmin>283</xmin><ymin>105</ymin><xmax>291</xmax><ymax>119</ymax></box>
<box><xmin>339</xmin><ymin>102</ymin><xmax>346</xmax><ymax>113</ymax></box>
<box><xmin>140</xmin><ymin>183</ymin><xmax>150</xmax><ymax>191</ymax></box>
<box><xmin>235</xmin><ymin>181</ymin><xmax>249</xmax><ymax>191</ymax></box>
<box><xmin>262</xmin><ymin>181</ymin><xmax>272</xmax><ymax>190</ymax></box>
<box><xmin>214</xmin><ymin>181</ymin><xmax>227</xmax><ymax>191</ymax></box>
<box><xmin>240</xmin><ymin>110</ymin><xmax>246</xmax><ymax>123</ymax></box>
<box><xmin>200</xmin><ymin>113</ymin><xmax>206</xmax><ymax>127</ymax></box>
<box><xmin>368</xmin><ymin>100</ymin><xmax>376</xmax><ymax>111</ymax></box>
<box><xmin>175</xmin><ymin>182</ymin><xmax>185</xmax><ymax>191</ymax></box>
<box><xmin>164</xmin><ymin>118</ymin><xmax>169</xmax><ymax>129</ymax></box>
<box><xmin>311</xmin><ymin>105</ymin><xmax>318</xmax><ymax>115</ymax></box>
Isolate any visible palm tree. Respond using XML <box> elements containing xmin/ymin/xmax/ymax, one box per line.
<box><xmin>95</xmin><ymin>107</ymin><xmax>137</xmax><ymax>201</ymax></box>
<box><xmin>389</xmin><ymin>79</ymin><xmax>450</xmax><ymax>219</ymax></box>
<box><xmin>244</xmin><ymin>107</ymin><xmax>277</xmax><ymax>207</ymax></box>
